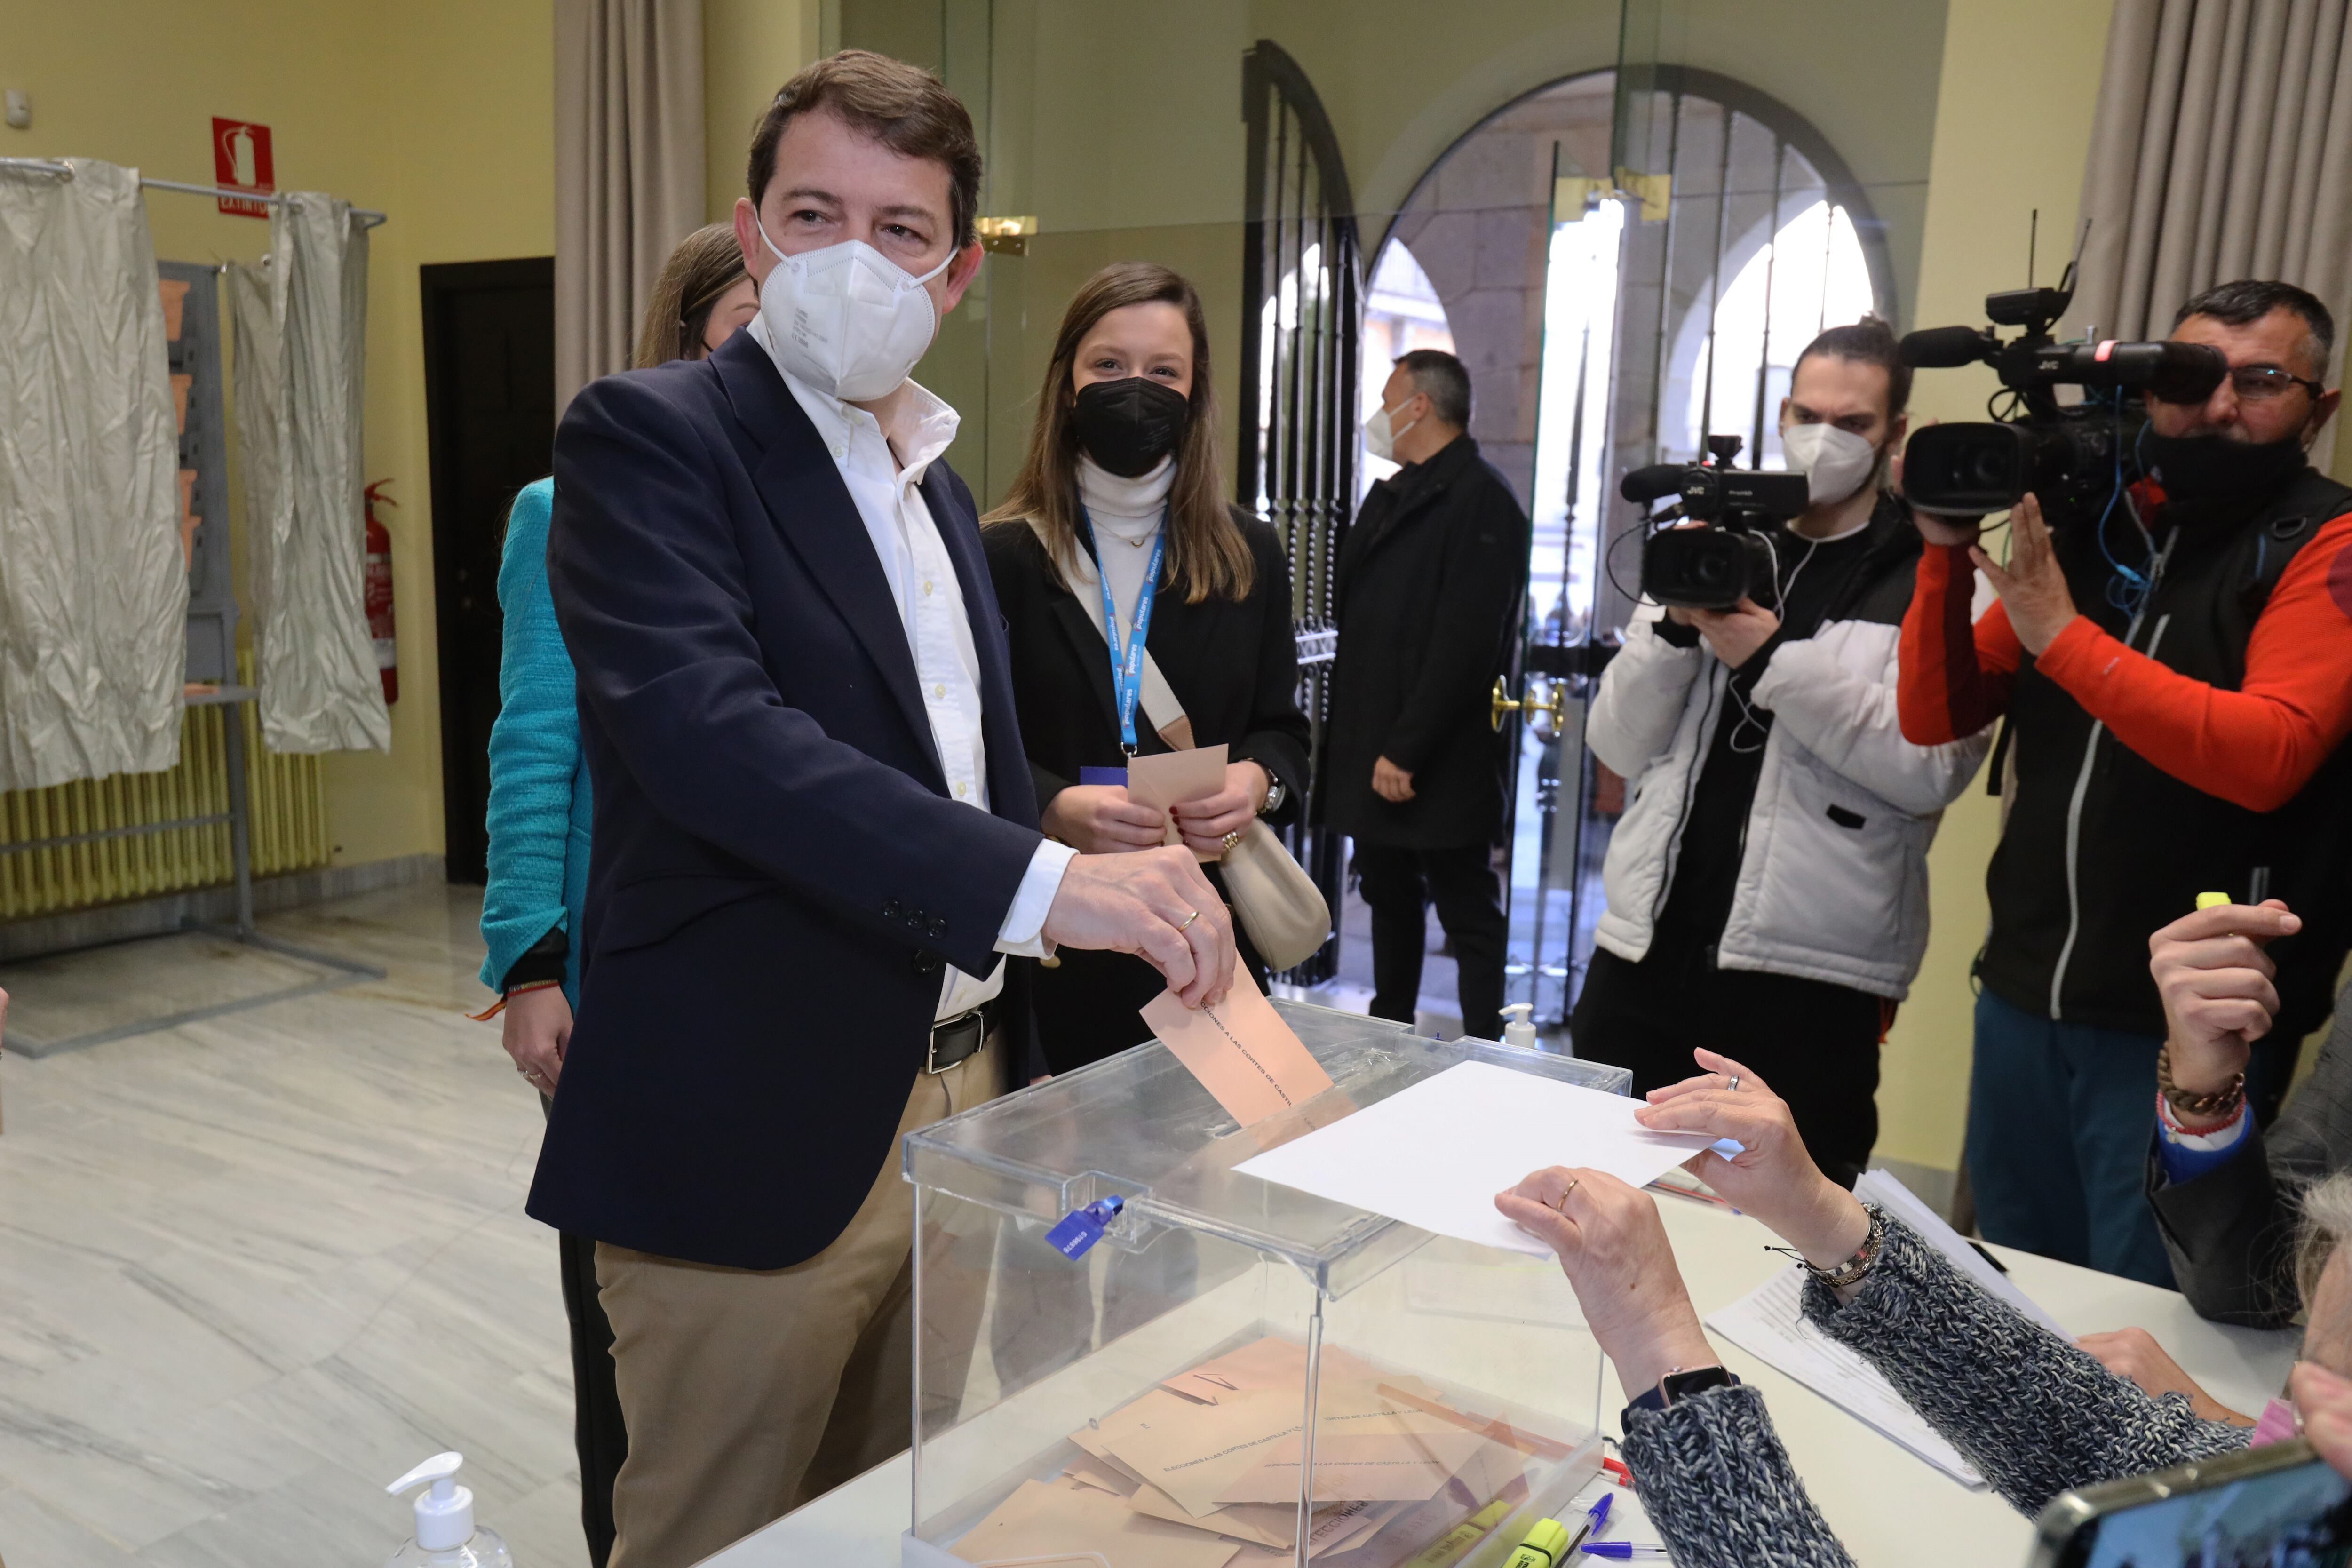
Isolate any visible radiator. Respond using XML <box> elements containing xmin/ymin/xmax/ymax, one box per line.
<box><xmin>0</xmin><ymin>651</ymin><xmax>330</xmax><ymax>920</ymax></box>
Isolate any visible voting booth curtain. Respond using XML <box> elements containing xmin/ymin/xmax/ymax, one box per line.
<box><xmin>0</xmin><ymin>159</ymin><xmax>190</xmax><ymax>792</ymax></box>
<box><xmin>2075</xmin><ymin>0</ymin><xmax>2352</xmax><ymax>466</ymax></box>
<box><xmin>554</xmin><ymin>0</ymin><xmax>707</xmax><ymax>413</ymax></box>
<box><xmin>230</xmin><ymin>196</ymin><xmax>392</xmax><ymax>756</ymax></box>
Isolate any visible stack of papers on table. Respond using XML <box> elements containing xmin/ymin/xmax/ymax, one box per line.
<box><xmin>950</xmin><ymin>1336</ymin><xmax>1563</xmax><ymax>1567</ymax></box>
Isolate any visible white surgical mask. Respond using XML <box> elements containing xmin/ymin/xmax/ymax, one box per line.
<box><xmin>1363</xmin><ymin>399</ymin><xmax>1422</xmax><ymax>463</ymax></box>
<box><xmin>753</xmin><ymin>223</ymin><xmax>957</xmax><ymax>402</ymax></box>
<box><xmin>1779</xmin><ymin>421</ymin><xmax>1880</xmax><ymax>509</ymax></box>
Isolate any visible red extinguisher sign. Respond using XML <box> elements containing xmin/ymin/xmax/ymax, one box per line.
<box><xmin>364</xmin><ymin>480</ymin><xmax>398</xmax><ymax>703</ymax></box>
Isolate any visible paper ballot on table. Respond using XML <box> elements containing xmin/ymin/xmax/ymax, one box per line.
<box><xmin>1707</xmin><ymin>1265</ymin><xmax>1987</xmax><ymax>1489</ymax></box>
<box><xmin>1853</xmin><ymin>1169</ymin><xmax>2067</xmax><ymax>1337</ymax></box>
<box><xmin>1233</xmin><ymin>1060</ymin><xmax>1720</xmax><ymax>1255</ymax></box>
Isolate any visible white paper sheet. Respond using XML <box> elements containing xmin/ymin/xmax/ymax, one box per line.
<box><xmin>1854</xmin><ymin>1169</ymin><xmax>2068</xmax><ymax>1337</ymax></box>
<box><xmin>1707</xmin><ymin>1265</ymin><xmax>1988</xmax><ymax>1489</ymax></box>
<box><xmin>1232</xmin><ymin>1060</ymin><xmax>1719</xmax><ymax>1256</ymax></box>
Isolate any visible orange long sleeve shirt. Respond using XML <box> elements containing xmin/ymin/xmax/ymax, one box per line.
<box><xmin>1896</xmin><ymin>514</ymin><xmax>2352</xmax><ymax>812</ymax></box>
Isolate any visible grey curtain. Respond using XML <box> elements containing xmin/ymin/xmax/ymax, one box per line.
<box><xmin>230</xmin><ymin>195</ymin><xmax>391</xmax><ymax>755</ymax></box>
<box><xmin>2075</xmin><ymin>0</ymin><xmax>2352</xmax><ymax>465</ymax></box>
<box><xmin>555</xmin><ymin>0</ymin><xmax>708</xmax><ymax>412</ymax></box>
<box><xmin>0</xmin><ymin>159</ymin><xmax>189</xmax><ymax>791</ymax></box>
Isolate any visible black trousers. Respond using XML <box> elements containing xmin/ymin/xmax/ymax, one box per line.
<box><xmin>1354</xmin><ymin>840</ymin><xmax>1508</xmax><ymax>1042</ymax></box>
<box><xmin>545</xmin><ymin>1095</ymin><xmax>628</xmax><ymax>1568</ymax></box>
<box><xmin>1571</xmin><ymin>944</ymin><xmax>1886</xmax><ymax>1188</ymax></box>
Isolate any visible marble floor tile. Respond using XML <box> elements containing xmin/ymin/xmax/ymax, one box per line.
<box><xmin>0</xmin><ymin>884</ymin><xmax>593</xmax><ymax>1568</ymax></box>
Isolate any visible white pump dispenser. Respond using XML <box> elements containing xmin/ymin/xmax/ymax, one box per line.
<box><xmin>385</xmin><ymin>1453</ymin><xmax>513</xmax><ymax>1568</ymax></box>
<box><xmin>1498</xmin><ymin>1003</ymin><xmax>1540</xmax><ymax>1051</ymax></box>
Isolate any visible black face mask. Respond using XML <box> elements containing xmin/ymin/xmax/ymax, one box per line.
<box><xmin>2142</xmin><ymin>429</ymin><xmax>2308</xmax><ymax>501</ymax></box>
<box><xmin>1071</xmin><ymin>376</ymin><xmax>1189</xmax><ymax>478</ymax></box>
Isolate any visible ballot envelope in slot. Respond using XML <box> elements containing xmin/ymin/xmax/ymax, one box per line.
<box><xmin>901</xmin><ymin>999</ymin><xmax>1627</xmax><ymax>1568</ymax></box>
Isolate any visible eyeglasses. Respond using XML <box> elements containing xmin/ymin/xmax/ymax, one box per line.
<box><xmin>2150</xmin><ymin>364</ymin><xmax>2328</xmax><ymax>404</ymax></box>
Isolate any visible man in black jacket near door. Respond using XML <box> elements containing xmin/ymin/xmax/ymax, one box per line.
<box><xmin>1324</xmin><ymin>350</ymin><xmax>1528</xmax><ymax>1042</ymax></box>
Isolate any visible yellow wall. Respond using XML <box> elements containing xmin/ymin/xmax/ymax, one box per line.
<box><xmin>1870</xmin><ymin>0</ymin><xmax>2118</xmax><ymax>1173</ymax></box>
<box><xmin>704</xmin><ymin>0</ymin><xmax>826</xmax><ymax>223</ymax></box>
<box><xmin>2</xmin><ymin>0</ymin><xmax>556</xmax><ymax>869</ymax></box>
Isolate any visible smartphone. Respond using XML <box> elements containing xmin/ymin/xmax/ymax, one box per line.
<box><xmin>2027</xmin><ymin>1438</ymin><xmax>2352</xmax><ymax>1568</ymax></box>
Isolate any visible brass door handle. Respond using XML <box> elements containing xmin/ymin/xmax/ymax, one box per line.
<box><xmin>1491</xmin><ymin>677</ymin><xmax>1568</xmax><ymax>737</ymax></box>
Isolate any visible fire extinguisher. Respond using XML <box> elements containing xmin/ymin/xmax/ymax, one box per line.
<box><xmin>364</xmin><ymin>479</ymin><xmax>398</xmax><ymax>704</ymax></box>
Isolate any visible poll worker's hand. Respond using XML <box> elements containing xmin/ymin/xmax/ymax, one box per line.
<box><xmin>2078</xmin><ymin>1326</ymin><xmax>2254</xmax><ymax>1426</ymax></box>
<box><xmin>1496</xmin><ymin>1168</ymin><xmax>1720</xmax><ymax>1401</ymax></box>
<box><xmin>1172</xmin><ymin>762</ymin><xmax>1270</xmax><ymax>856</ymax></box>
<box><xmin>1043</xmin><ymin>846</ymin><xmax>1235</xmax><ymax>1008</ymax></box>
<box><xmin>2151</xmin><ymin>899</ymin><xmax>2300</xmax><ymax>1103</ymax></box>
<box><xmin>2294</xmin><ymin>1362</ymin><xmax>2352</xmax><ymax>1478</ymax></box>
<box><xmin>1371</xmin><ymin>756</ymin><xmax>1415</xmax><ymax>803</ymax></box>
<box><xmin>1970</xmin><ymin>493</ymin><xmax>2080</xmax><ymax>654</ymax></box>
<box><xmin>1687</xmin><ymin>598</ymin><xmax>1780</xmax><ymax>668</ymax></box>
<box><xmin>1041</xmin><ymin>784</ymin><xmax>1166</xmax><ymax>855</ymax></box>
<box><xmin>501</xmin><ymin>984</ymin><xmax>572</xmax><ymax>1094</ymax></box>
<box><xmin>1635</xmin><ymin>1048</ymin><xmax>1873</xmax><ymax>1274</ymax></box>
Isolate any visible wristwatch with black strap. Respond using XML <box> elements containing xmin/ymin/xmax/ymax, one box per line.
<box><xmin>1622</xmin><ymin>1364</ymin><xmax>1741</xmax><ymax>1428</ymax></box>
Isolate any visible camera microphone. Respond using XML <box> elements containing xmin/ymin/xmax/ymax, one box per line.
<box><xmin>1899</xmin><ymin>325</ymin><xmax>1995</xmax><ymax>368</ymax></box>
<box><xmin>1620</xmin><ymin>463</ymin><xmax>1689</xmax><ymax>503</ymax></box>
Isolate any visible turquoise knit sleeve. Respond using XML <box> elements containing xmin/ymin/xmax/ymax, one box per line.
<box><xmin>478</xmin><ymin>478</ymin><xmax>583</xmax><ymax>994</ymax></box>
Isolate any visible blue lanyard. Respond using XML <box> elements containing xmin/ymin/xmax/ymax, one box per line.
<box><xmin>1082</xmin><ymin>505</ymin><xmax>1166</xmax><ymax>756</ymax></box>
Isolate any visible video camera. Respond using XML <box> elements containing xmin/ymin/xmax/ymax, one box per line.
<box><xmin>1899</xmin><ymin>268</ymin><xmax>2227</xmax><ymax>517</ymax></box>
<box><xmin>1620</xmin><ymin>434</ymin><xmax>1812</xmax><ymax>611</ymax></box>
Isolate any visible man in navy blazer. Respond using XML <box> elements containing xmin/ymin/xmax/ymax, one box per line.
<box><xmin>531</xmin><ymin>50</ymin><xmax>1235</xmax><ymax>1568</ymax></box>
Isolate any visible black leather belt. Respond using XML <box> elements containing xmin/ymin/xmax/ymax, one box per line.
<box><xmin>928</xmin><ymin>997</ymin><xmax>997</xmax><ymax>1075</ymax></box>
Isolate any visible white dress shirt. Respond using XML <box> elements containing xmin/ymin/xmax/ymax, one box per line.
<box><xmin>751</xmin><ymin>318</ymin><xmax>1075</xmax><ymax>1022</ymax></box>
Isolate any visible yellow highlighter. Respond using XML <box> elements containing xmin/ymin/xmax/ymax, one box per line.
<box><xmin>1407</xmin><ymin>1498</ymin><xmax>1520</xmax><ymax>1568</ymax></box>
<box><xmin>1501</xmin><ymin>1518</ymin><xmax>1574</xmax><ymax>1568</ymax></box>
<box><xmin>2196</xmin><ymin>891</ymin><xmax>2231</xmax><ymax>910</ymax></box>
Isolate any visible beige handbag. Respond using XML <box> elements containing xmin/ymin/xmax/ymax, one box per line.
<box><xmin>1126</xmin><ymin>645</ymin><xmax>1333</xmax><ymax>973</ymax></box>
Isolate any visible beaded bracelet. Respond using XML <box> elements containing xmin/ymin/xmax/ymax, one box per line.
<box><xmin>1804</xmin><ymin>1204</ymin><xmax>1888</xmax><ymax>1290</ymax></box>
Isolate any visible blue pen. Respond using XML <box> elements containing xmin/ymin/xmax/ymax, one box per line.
<box><xmin>1563</xmin><ymin>1492</ymin><xmax>1613</xmax><ymax>1555</ymax></box>
<box><xmin>1581</xmin><ymin>1543</ymin><xmax>1669</xmax><ymax>1559</ymax></box>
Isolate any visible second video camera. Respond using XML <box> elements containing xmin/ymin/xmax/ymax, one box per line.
<box><xmin>1621</xmin><ymin>435</ymin><xmax>1811</xmax><ymax>611</ymax></box>
<box><xmin>1899</xmin><ymin>273</ymin><xmax>2227</xmax><ymax>517</ymax></box>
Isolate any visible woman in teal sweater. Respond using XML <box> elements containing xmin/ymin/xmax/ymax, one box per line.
<box><xmin>476</xmin><ymin>221</ymin><xmax>755</xmax><ymax>1568</ymax></box>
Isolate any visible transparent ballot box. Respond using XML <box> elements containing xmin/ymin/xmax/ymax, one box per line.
<box><xmin>901</xmin><ymin>1000</ymin><xmax>1630</xmax><ymax>1568</ymax></box>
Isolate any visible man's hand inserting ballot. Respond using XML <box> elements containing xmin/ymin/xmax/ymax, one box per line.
<box><xmin>1043</xmin><ymin>846</ymin><xmax>1236</xmax><ymax>1009</ymax></box>
<box><xmin>1635</xmin><ymin>1047</ymin><xmax>1873</xmax><ymax>1279</ymax></box>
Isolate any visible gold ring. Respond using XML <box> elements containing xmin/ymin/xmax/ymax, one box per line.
<box><xmin>1176</xmin><ymin>908</ymin><xmax>1201</xmax><ymax>932</ymax></box>
<box><xmin>1221</xmin><ymin>830</ymin><xmax>1244</xmax><ymax>852</ymax></box>
<box><xmin>1550</xmin><ymin>1178</ymin><xmax>1579</xmax><ymax>1213</ymax></box>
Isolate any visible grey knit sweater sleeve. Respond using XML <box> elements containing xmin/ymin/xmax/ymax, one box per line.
<box><xmin>1621</xmin><ymin>1384</ymin><xmax>1857</xmax><ymax>1568</ymax></box>
<box><xmin>1804</xmin><ymin>1216</ymin><xmax>2249</xmax><ymax>1514</ymax></box>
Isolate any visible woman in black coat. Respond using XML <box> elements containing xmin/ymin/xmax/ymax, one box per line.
<box><xmin>982</xmin><ymin>262</ymin><xmax>1309</xmax><ymax>1074</ymax></box>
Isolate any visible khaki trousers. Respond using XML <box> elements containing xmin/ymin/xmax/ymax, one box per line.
<box><xmin>596</xmin><ymin>1035</ymin><xmax>1000</xmax><ymax>1568</ymax></box>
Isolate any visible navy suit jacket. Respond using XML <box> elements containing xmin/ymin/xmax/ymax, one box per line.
<box><xmin>527</xmin><ymin>331</ymin><xmax>1042</xmax><ymax>1270</ymax></box>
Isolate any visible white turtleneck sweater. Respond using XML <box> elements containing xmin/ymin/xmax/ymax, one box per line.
<box><xmin>1077</xmin><ymin>453</ymin><xmax>1175</xmax><ymax>648</ymax></box>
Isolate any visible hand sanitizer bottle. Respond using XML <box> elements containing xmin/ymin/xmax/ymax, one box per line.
<box><xmin>1499</xmin><ymin>1003</ymin><xmax>1541</xmax><ymax>1051</ymax></box>
<box><xmin>385</xmin><ymin>1452</ymin><xmax>514</xmax><ymax>1568</ymax></box>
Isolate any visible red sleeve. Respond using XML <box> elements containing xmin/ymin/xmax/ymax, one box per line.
<box><xmin>2034</xmin><ymin>513</ymin><xmax>2352</xmax><ymax>812</ymax></box>
<box><xmin>1899</xmin><ymin>540</ymin><xmax>2022</xmax><ymax>743</ymax></box>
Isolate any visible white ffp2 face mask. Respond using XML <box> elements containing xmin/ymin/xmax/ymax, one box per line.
<box><xmin>1779</xmin><ymin>421</ymin><xmax>1880</xmax><ymax>509</ymax></box>
<box><xmin>1363</xmin><ymin>399</ymin><xmax>1421</xmax><ymax>462</ymax></box>
<box><xmin>754</xmin><ymin>223</ymin><xmax>957</xmax><ymax>402</ymax></box>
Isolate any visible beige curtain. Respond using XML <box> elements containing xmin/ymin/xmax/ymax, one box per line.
<box><xmin>230</xmin><ymin>195</ymin><xmax>391</xmax><ymax>755</ymax></box>
<box><xmin>2075</xmin><ymin>0</ymin><xmax>2352</xmax><ymax>465</ymax></box>
<box><xmin>555</xmin><ymin>0</ymin><xmax>708</xmax><ymax>413</ymax></box>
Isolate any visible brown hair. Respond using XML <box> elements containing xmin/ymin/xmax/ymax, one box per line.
<box><xmin>633</xmin><ymin>223</ymin><xmax>751</xmax><ymax>370</ymax></box>
<box><xmin>745</xmin><ymin>50</ymin><xmax>981</xmax><ymax>251</ymax></box>
<box><xmin>983</xmin><ymin>263</ymin><xmax>1254</xmax><ymax>603</ymax></box>
<box><xmin>1792</xmin><ymin>314</ymin><xmax>1913</xmax><ymax>418</ymax></box>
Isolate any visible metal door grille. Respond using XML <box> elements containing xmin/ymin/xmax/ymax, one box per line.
<box><xmin>1237</xmin><ymin>39</ymin><xmax>1360</xmax><ymax>984</ymax></box>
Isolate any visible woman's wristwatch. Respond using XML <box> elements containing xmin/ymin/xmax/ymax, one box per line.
<box><xmin>1623</xmin><ymin>1365</ymin><xmax>1741</xmax><ymax>1425</ymax></box>
<box><xmin>1256</xmin><ymin>776</ymin><xmax>1285</xmax><ymax>817</ymax></box>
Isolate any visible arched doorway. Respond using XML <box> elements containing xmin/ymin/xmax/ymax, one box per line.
<box><xmin>1361</xmin><ymin>67</ymin><xmax>1892</xmax><ymax>1029</ymax></box>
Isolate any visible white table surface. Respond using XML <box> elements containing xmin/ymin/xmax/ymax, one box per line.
<box><xmin>704</xmin><ymin>1193</ymin><xmax>2298</xmax><ymax>1567</ymax></box>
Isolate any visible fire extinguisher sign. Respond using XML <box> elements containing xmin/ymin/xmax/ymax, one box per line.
<box><xmin>211</xmin><ymin>118</ymin><xmax>274</xmax><ymax>219</ymax></box>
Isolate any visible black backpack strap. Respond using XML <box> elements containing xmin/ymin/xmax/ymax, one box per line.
<box><xmin>2240</xmin><ymin>474</ymin><xmax>2352</xmax><ymax>617</ymax></box>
